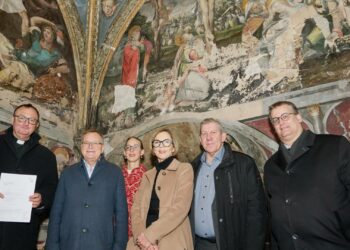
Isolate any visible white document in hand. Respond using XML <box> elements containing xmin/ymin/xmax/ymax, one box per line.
<box><xmin>0</xmin><ymin>173</ymin><xmax>37</xmax><ymax>223</ymax></box>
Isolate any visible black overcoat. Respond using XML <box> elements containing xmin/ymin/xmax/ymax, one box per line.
<box><xmin>264</xmin><ymin>131</ymin><xmax>350</xmax><ymax>250</ymax></box>
<box><xmin>191</xmin><ymin>142</ymin><xmax>268</xmax><ymax>250</ymax></box>
<box><xmin>0</xmin><ymin>127</ymin><xmax>58</xmax><ymax>250</ymax></box>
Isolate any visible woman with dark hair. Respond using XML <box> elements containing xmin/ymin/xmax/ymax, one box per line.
<box><xmin>127</xmin><ymin>129</ymin><xmax>194</xmax><ymax>250</ymax></box>
<box><xmin>122</xmin><ymin>136</ymin><xmax>147</xmax><ymax>238</ymax></box>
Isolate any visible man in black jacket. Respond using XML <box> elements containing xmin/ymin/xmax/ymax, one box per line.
<box><xmin>191</xmin><ymin>118</ymin><xmax>267</xmax><ymax>250</ymax></box>
<box><xmin>264</xmin><ymin>101</ymin><xmax>350</xmax><ymax>250</ymax></box>
<box><xmin>0</xmin><ymin>103</ymin><xmax>58</xmax><ymax>250</ymax></box>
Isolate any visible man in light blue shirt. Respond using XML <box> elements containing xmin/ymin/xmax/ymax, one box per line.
<box><xmin>191</xmin><ymin>118</ymin><xmax>267</xmax><ymax>250</ymax></box>
<box><xmin>194</xmin><ymin>145</ymin><xmax>225</xmax><ymax>239</ymax></box>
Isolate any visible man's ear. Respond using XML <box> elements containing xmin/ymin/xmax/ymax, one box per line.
<box><xmin>296</xmin><ymin>113</ymin><xmax>303</xmax><ymax>123</ymax></box>
<box><xmin>221</xmin><ymin>132</ymin><xmax>227</xmax><ymax>142</ymax></box>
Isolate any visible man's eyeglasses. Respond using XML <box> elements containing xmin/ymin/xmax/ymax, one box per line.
<box><xmin>14</xmin><ymin>115</ymin><xmax>38</xmax><ymax>125</ymax></box>
<box><xmin>124</xmin><ymin>144</ymin><xmax>141</xmax><ymax>151</ymax></box>
<box><xmin>270</xmin><ymin>113</ymin><xmax>297</xmax><ymax>125</ymax></box>
<box><xmin>152</xmin><ymin>139</ymin><xmax>173</xmax><ymax>148</ymax></box>
<box><xmin>200</xmin><ymin>131</ymin><xmax>219</xmax><ymax>138</ymax></box>
<box><xmin>81</xmin><ymin>141</ymin><xmax>103</xmax><ymax>147</ymax></box>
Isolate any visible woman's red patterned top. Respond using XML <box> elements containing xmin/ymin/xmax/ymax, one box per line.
<box><xmin>122</xmin><ymin>164</ymin><xmax>147</xmax><ymax>238</ymax></box>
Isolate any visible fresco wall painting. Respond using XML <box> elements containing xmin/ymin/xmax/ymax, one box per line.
<box><xmin>98</xmin><ymin>0</ymin><xmax>350</xmax><ymax>133</ymax></box>
<box><xmin>0</xmin><ymin>0</ymin><xmax>77</xmax><ymax>107</ymax></box>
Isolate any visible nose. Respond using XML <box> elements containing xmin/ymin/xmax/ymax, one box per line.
<box><xmin>205</xmin><ymin>134</ymin><xmax>212</xmax><ymax>140</ymax></box>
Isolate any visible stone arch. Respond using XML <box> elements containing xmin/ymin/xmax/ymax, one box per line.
<box><xmin>106</xmin><ymin>115</ymin><xmax>278</xmax><ymax>172</ymax></box>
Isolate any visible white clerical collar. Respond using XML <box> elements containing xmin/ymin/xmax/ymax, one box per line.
<box><xmin>16</xmin><ymin>139</ymin><xmax>25</xmax><ymax>145</ymax></box>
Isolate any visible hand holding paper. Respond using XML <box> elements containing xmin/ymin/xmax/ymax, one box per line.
<box><xmin>0</xmin><ymin>173</ymin><xmax>37</xmax><ymax>223</ymax></box>
<box><xmin>29</xmin><ymin>192</ymin><xmax>42</xmax><ymax>208</ymax></box>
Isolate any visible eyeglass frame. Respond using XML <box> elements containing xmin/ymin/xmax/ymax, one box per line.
<box><xmin>124</xmin><ymin>144</ymin><xmax>141</xmax><ymax>151</ymax></box>
<box><xmin>152</xmin><ymin>139</ymin><xmax>173</xmax><ymax>148</ymax></box>
<box><xmin>81</xmin><ymin>141</ymin><xmax>103</xmax><ymax>147</ymax></box>
<box><xmin>270</xmin><ymin>112</ymin><xmax>297</xmax><ymax>125</ymax></box>
<box><xmin>13</xmin><ymin>115</ymin><xmax>38</xmax><ymax>125</ymax></box>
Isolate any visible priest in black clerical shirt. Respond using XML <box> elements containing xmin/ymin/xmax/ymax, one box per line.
<box><xmin>0</xmin><ymin>103</ymin><xmax>58</xmax><ymax>250</ymax></box>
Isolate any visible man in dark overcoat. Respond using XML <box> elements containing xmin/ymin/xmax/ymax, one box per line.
<box><xmin>0</xmin><ymin>103</ymin><xmax>58</xmax><ymax>250</ymax></box>
<box><xmin>46</xmin><ymin>129</ymin><xmax>128</xmax><ymax>250</ymax></box>
<box><xmin>264</xmin><ymin>101</ymin><xmax>350</xmax><ymax>250</ymax></box>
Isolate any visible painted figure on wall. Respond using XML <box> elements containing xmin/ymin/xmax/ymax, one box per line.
<box><xmin>15</xmin><ymin>17</ymin><xmax>66</xmax><ymax>75</ymax></box>
<box><xmin>140</xmin><ymin>33</ymin><xmax>153</xmax><ymax>83</ymax></box>
<box><xmin>108</xmin><ymin>25</ymin><xmax>152</xmax><ymax>128</ymax></box>
<box><xmin>160</xmin><ymin>32</ymin><xmax>209</xmax><ymax>114</ymax></box>
<box><xmin>173</xmin><ymin>34</ymin><xmax>209</xmax><ymax>103</ymax></box>
<box><xmin>0</xmin><ymin>1</ymin><xmax>76</xmax><ymax>105</ymax></box>
<box><xmin>148</xmin><ymin>0</ymin><xmax>172</xmax><ymax>61</ymax></box>
<box><xmin>98</xmin><ymin>0</ymin><xmax>119</xmax><ymax>46</ymax></box>
<box><xmin>197</xmin><ymin>0</ymin><xmax>215</xmax><ymax>52</ymax></box>
<box><xmin>175</xmin><ymin>46</ymin><xmax>209</xmax><ymax>101</ymax></box>
<box><xmin>15</xmin><ymin>16</ymin><xmax>71</xmax><ymax>102</ymax></box>
<box><xmin>259</xmin><ymin>0</ymin><xmax>336</xmax><ymax>86</ymax></box>
<box><xmin>122</xmin><ymin>25</ymin><xmax>143</xmax><ymax>88</ymax></box>
<box><xmin>0</xmin><ymin>33</ymin><xmax>35</xmax><ymax>90</ymax></box>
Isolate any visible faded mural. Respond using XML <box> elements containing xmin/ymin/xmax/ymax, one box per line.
<box><xmin>97</xmin><ymin>0</ymin><xmax>350</xmax><ymax>132</ymax></box>
<box><xmin>0</xmin><ymin>0</ymin><xmax>76</xmax><ymax>108</ymax></box>
<box><xmin>326</xmin><ymin>98</ymin><xmax>350</xmax><ymax>139</ymax></box>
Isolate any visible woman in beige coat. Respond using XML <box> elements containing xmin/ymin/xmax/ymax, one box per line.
<box><xmin>127</xmin><ymin>128</ymin><xmax>194</xmax><ymax>250</ymax></box>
